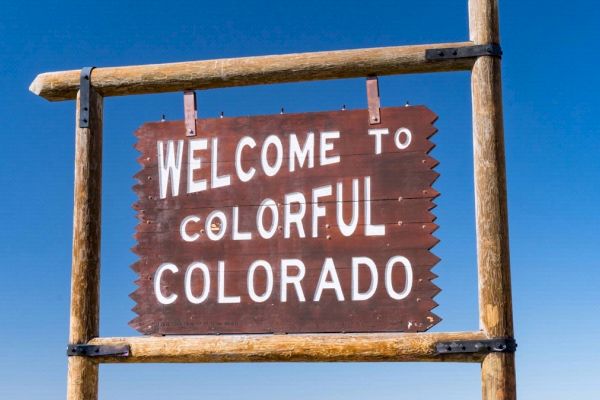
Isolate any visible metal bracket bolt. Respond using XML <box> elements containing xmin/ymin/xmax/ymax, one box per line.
<box><xmin>67</xmin><ymin>344</ymin><xmax>130</xmax><ymax>357</ymax></box>
<box><xmin>79</xmin><ymin>67</ymin><xmax>96</xmax><ymax>128</ymax></box>
<box><xmin>435</xmin><ymin>338</ymin><xmax>517</xmax><ymax>355</ymax></box>
<box><xmin>425</xmin><ymin>44</ymin><xmax>502</xmax><ymax>61</ymax></box>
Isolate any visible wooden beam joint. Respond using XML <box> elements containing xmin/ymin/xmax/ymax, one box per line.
<box><xmin>435</xmin><ymin>338</ymin><xmax>516</xmax><ymax>355</ymax></box>
<box><xmin>67</xmin><ymin>344</ymin><xmax>130</xmax><ymax>358</ymax></box>
<box><xmin>425</xmin><ymin>44</ymin><xmax>502</xmax><ymax>60</ymax></box>
<box><xmin>78</xmin><ymin>67</ymin><xmax>95</xmax><ymax>128</ymax></box>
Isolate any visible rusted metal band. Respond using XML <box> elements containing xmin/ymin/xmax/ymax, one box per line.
<box><xmin>366</xmin><ymin>76</ymin><xmax>381</xmax><ymax>125</ymax></box>
<box><xmin>183</xmin><ymin>90</ymin><xmax>197</xmax><ymax>136</ymax></box>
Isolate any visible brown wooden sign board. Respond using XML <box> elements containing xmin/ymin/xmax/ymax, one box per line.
<box><xmin>130</xmin><ymin>106</ymin><xmax>441</xmax><ymax>335</ymax></box>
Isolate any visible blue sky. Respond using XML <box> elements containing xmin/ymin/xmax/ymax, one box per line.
<box><xmin>1</xmin><ymin>1</ymin><xmax>599</xmax><ymax>398</ymax></box>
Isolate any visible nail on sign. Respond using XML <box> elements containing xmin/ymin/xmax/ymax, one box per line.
<box><xmin>130</xmin><ymin>106</ymin><xmax>441</xmax><ymax>335</ymax></box>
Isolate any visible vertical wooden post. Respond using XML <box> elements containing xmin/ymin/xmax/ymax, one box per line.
<box><xmin>67</xmin><ymin>88</ymin><xmax>103</xmax><ymax>400</ymax></box>
<box><xmin>468</xmin><ymin>1</ymin><xmax>516</xmax><ymax>399</ymax></box>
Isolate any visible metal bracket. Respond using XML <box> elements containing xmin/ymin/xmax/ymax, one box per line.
<box><xmin>366</xmin><ymin>76</ymin><xmax>381</xmax><ymax>125</ymax></box>
<box><xmin>436</xmin><ymin>338</ymin><xmax>516</xmax><ymax>355</ymax></box>
<box><xmin>425</xmin><ymin>44</ymin><xmax>502</xmax><ymax>61</ymax></box>
<box><xmin>67</xmin><ymin>344</ymin><xmax>130</xmax><ymax>357</ymax></box>
<box><xmin>184</xmin><ymin>90</ymin><xmax>197</xmax><ymax>137</ymax></box>
<box><xmin>79</xmin><ymin>67</ymin><xmax>95</xmax><ymax>128</ymax></box>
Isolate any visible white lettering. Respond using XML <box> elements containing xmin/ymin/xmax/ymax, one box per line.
<box><xmin>218</xmin><ymin>261</ymin><xmax>240</xmax><ymax>303</ymax></box>
<box><xmin>280</xmin><ymin>259</ymin><xmax>306</xmax><ymax>302</ymax></box>
<box><xmin>312</xmin><ymin>185</ymin><xmax>332</xmax><ymax>238</ymax></box>
<box><xmin>180</xmin><ymin>215</ymin><xmax>201</xmax><ymax>242</ymax></box>
<box><xmin>232</xmin><ymin>206</ymin><xmax>251</xmax><ymax>240</ymax></box>
<box><xmin>314</xmin><ymin>258</ymin><xmax>344</xmax><ymax>301</ymax></box>
<box><xmin>336</xmin><ymin>179</ymin><xmax>359</xmax><ymax>236</ymax></box>
<box><xmin>364</xmin><ymin>176</ymin><xmax>385</xmax><ymax>236</ymax></box>
<box><xmin>205</xmin><ymin>210</ymin><xmax>227</xmax><ymax>241</ymax></box>
<box><xmin>385</xmin><ymin>256</ymin><xmax>413</xmax><ymax>300</ymax></box>
<box><xmin>154</xmin><ymin>263</ymin><xmax>178</xmax><ymax>304</ymax></box>
<box><xmin>261</xmin><ymin>135</ymin><xmax>283</xmax><ymax>177</ymax></box>
<box><xmin>211</xmin><ymin>138</ymin><xmax>231</xmax><ymax>188</ymax></box>
<box><xmin>351</xmin><ymin>257</ymin><xmax>378</xmax><ymax>301</ymax></box>
<box><xmin>157</xmin><ymin>140</ymin><xmax>184</xmax><ymax>199</ymax></box>
<box><xmin>235</xmin><ymin>136</ymin><xmax>256</xmax><ymax>182</ymax></box>
<box><xmin>284</xmin><ymin>192</ymin><xmax>306</xmax><ymax>238</ymax></box>
<box><xmin>394</xmin><ymin>128</ymin><xmax>412</xmax><ymax>150</ymax></box>
<box><xmin>247</xmin><ymin>260</ymin><xmax>274</xmax><ymax>303</ymax></box>
<box><xmin>187</xmin><ymin>138</ymin><xmax>208</xmax><ymax>193</ymax></box>
<box><xmin>320</xmin><ymin>131</ymin><xmax>340</xmax><ymax>166</ymax></box>
<box><xmin>368</xmin><ymin>128</ymin><xmax>389</xmax><ymax>154</ymax></box>
<box><xmin>185</xmin><ymin>262</ymin><xmax>210</xmax><ymax>304</ymax></box>
<box><xmin>289</xmin><ymin>132</ymin><xmax>314</xmax><ymax>172</ymax></box>
<box><xmin>257</xmin><ymin>198</ymin><xmax>278</xmax><ymax>239</ymax></box>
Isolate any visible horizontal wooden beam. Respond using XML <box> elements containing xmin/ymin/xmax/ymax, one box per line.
<box><xmin>89</xmin><ymin>331</ymin><xmax>487</xmax><ymax>363</ymax></box>
<box><xmin>30</xmin><ymin>42</ymin><xmax>474</xmax><ymax>101</ymax></box>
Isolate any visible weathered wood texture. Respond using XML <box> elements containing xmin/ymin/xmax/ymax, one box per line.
<box><xmin>472</xmin><ymin>55</ymin><xmax>513</xmax><ymax>338</ymax></box>
<box><xmin>67</xmin><ymin>358</ymin><xmax>98</xmax><ymax>400</ymax></box>
<box><xmin>482</xmin><ymin>353</ymin><xmax>516</xmax><ymax>400</ymax></box>
<box><xmin>469</xmin><ymin>0</ymin><xmax>516</xmax><ymax>399</ymax></box>
<box><xmin>67</xmin><ymin>89</ymin><xmax>103</xmax><ymax>400</ymax></box>
<box><xmin>89</xmin><ymin>331</ymin><xmax>487</xmax><ymax>363</ymax></box>
<box><xmin>30</xmin><ymin>42</ymin><xmax>474</xmax><ymax>101</ymax></box>
<box><xmin>131</xmin><ymin>106</ymin><xmax>441</xmax><ymax>335</ymax></box>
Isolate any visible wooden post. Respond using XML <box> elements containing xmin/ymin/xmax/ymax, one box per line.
<box><xmin>468</xmin><ymin>1</ymin><xmax>516</xmax><ymax>399</ymax></box>
<box><xmin>67</xmin><ymin>88</ymin><xmax>103</xmax><ymax>400</ymax></box>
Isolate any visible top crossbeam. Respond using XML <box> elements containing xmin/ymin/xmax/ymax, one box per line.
<box><xmin>29</xmin><ymin>41</ymin><xmax>473</xmax><ymax>101</ymax></box>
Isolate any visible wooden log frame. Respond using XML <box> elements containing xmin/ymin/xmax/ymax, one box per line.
<box><xmin>30</xmin><ymin>41</ymin><xmax>474</xmax><ymax>101</ymax></box>
<box><xmin>68</xmin><ymin>89</ymin><xmax>103</xmax><ymax>400</ymax></box>
<box><xmin>32</xmin><ymin>1</ymin><xmax>515</xmax><ymax>399</ymax></box>
<box><xmin>469</xmin><ymin>0</ymin><xmax>516</xmax><ymax>399</ymax></box>
<box><xmin>90</xmin><ymin>331</ymin><xmax>488</xmax><ymax>364</ymax></box>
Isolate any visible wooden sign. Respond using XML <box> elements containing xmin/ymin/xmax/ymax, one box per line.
<box><xmin>130</xmin><ymin>106</ymin><xmax>441</xmax><ymax>335</ymax></box>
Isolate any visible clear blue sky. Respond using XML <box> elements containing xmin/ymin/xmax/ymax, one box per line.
<box><xmin>1</xmin><ymin>1</ymin><xmax>599</xmax><ymax>399</ymax></box>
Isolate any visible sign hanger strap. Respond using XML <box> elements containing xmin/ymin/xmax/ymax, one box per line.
<box><xmin>184</xmin><ymin>90</ymin><xmax>197</xmax><ymax>137</ymax></box>
<box><xmin>366</xmin><ymin>76</ymin><xmax>381</xmax><ymax>125</ymax></box>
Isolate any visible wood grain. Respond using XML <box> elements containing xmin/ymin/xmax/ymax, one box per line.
<box><xmin>89</xmin><ymin>331</ymin><xmax>487</xmax><ymax>363</ymax></box>
<box><xmin>67</xmin><ymin>89</ymin><xmax>103</xmax><ymax>400</ymax></box>
<box><xmin>131</xmin><ymin>106</ymin><xmax>441</xmax><ymax>335</ymax></box>
<box><xmin>469</xmin><ymin>0</ymin><xmax>516</xmax><ymax>399</ymax></box>
<box><xmin>30</xmin><ymin>42</ymin><xmax>474</xmax><ymax>101</ymax></box>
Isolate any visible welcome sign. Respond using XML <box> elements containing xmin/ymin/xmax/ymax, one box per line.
<box><xmin>130</xmin><ymin>106</ymin><xmax>441</xmax><ymax>335</ymax></box>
